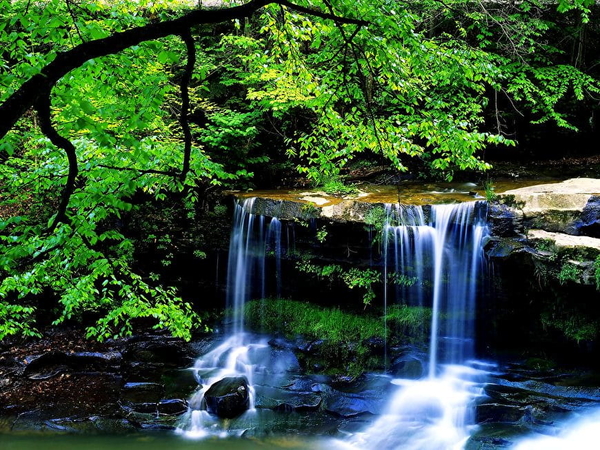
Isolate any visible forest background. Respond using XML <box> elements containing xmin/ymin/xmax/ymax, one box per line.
<box><xmin>1</xmin><ymin>0</ymin><xmax>599</xmax><ymax>341</ymax></box>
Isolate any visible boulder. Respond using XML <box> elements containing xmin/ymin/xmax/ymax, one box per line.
<box><xmin>203</xmin><ymin>376</ymin><xmax>250</xmax><ymax>419</ymax></box>
<box><xmin>499</xmin><ymin>178</ymin><xmax>600</xmax><ymax>235</ymax></box>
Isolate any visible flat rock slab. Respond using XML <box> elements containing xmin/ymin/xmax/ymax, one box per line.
<box><xmin>528</xmin><ymin>229</ymin><xmax>600</xmax><ymax>251</ymax></box>
<box><xmin>501</xmin><ymin>178</ymin><xmax>600</xmax><ymax>212</ymax></box>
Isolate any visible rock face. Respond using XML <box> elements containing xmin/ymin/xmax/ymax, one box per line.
<box><xmin>499</xmin><ymin>178</ymin><xmax>600</xmax><ymax>235</ymax></box>
<box><xmin>203</xmin><ymin>376</ymin><xmax>250</xmax><ymax>418</ymax></box>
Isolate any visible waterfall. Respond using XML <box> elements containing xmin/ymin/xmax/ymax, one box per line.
<box><xmin>178</xmin><ymin>198</ymin><xmax>285</xmax><ymax>438</ymax></box>
<box><xmin>384</xmin><ymin>202</ymin><xmax>488</xmax><ymax>375</ymax></box>
<box><xmin>346</xmin><ymin>201</ymin><xmax>490</xmax><ymax>450</ymax></box>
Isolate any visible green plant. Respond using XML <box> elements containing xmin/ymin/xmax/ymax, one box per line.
<box><xmin>558</xmin><ymin>262</ymin><xmax>580</xmax><ymax>285</ymax></box>
<box><xmin>541</xmin><ymin>310</ymin><xmax>599</xmax><ymax>343</ymax></box>
<box><xmin>594</xmin><ymin>255</ymin><xmax>600</xmax><ymax>291</ymax></box>
<box><xmin>385</xmin><ymin>304</ymin><xmax>432</xmax><ymax>339</ymax></box>
<box><xmin>244</xmin><ymin>298</ymin><xmax>385</xmax><ymax>376</ymax></box>
<box><xmin>364</xmin><ymin>206</ymin><xmax>388</xmax><ymax>233</ymax></box>
<box><xmin>295</xmin><ymin>260</ymin><xmax>381</xmax><ymax>306</ymax></box>
<box><xmin>388</xmin><ymin>273</ymin><xmax>418</xmax><ymax>287</ymax></box>
<box><xmin>363</xmin><ymin>205</ymin><xmax>388</xmax><ymax>250</ymax></box>
<box><xmin>316</xmin><ymin>226</ymin><xmax>328</xmax><ymax>243</ymax></box>
<box><xmin>300</xmin><ymin>203</ymin><xmax>320</xmax><ymax>219</ymax></box>
<box><xmin>535</xmin><ymin>239</ymin><xmax>558</xmax><ymax>254</ymax></box>
<box><xmin>483</xmin><ymin>179</ymin><xmax>497</xmax><ymax>202</ymax></box>
<box><xmin>318</xmin><ymin>177</ymin><xmax>359</xmax><ymax>196</ymax></box>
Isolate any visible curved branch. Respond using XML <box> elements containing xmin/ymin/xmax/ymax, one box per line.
<box><xmin>0</xmin><ymin>0</ymin><xmax>368</xmax><ymax>140</ymax></box>
<box><xmin>34</xmin><ymin>92</ymin><xmax>79</xmax><ymax>232</ymax></box>
<box><xmin>179</xmin><ymin>31</ymin><xmax>196</xmax><ymax>180</ymax></box>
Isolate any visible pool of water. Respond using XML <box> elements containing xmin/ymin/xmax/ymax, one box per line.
<box><xmin>0</xmin><ymin>431</ymin><xmax>331</xmax><ymax>450</ymax></box>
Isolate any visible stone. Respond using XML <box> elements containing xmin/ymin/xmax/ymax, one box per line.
<box><xmin>203</xmin><ymin>376</ymin><xmax>250</xmax><ymax>419</ymax></box>
<box><xmin>487</xmin><ymin>203</ymin><xmax>524</xmax><ymax>237</ymax></box>
<box><xmin>575</xmin><ymin>195</ymin><xmax>600</xmax><ymax>237</ymax></box>
<box><xmin>500</xmin><ymin>178</ymin><xmax>600</xmax><ymax>214</ymax></box>
<box><xmin>253</xmin><ymin>384</ymin><xmax>322</xmax><ymax>411</ymax></box>
<box><xmin>121</xmin><ymin>382</ymin><xmax>165</xmax><ymax>403</ymax></box>
<box><xmin>157</xmin><ymin>399</ymin><xmax>188</xmax><ymax>415</ymax></box>
<box><xmin>528</xmin><ymin>229</ymin><xmax>600</xmax><ymax>254</ymax></box>
<box><xmin>498</xmin><ymin>178</ymin><xmax>600</xmax><ymax>234</ymax></box>
<box><xmin>123</xmin><ymin>336</ymin><xmax>194</xmax><ymax>366</ymax></box>
<box><xmin>23</xmin><ymin>351</ymin><xmax>123</xmax><ymax>380</ymax></box>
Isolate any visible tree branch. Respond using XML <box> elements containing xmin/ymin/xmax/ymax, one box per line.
<box><xmin>0</xmin><ymin>0</ymin><xmax>368</xmax><ymax>140</ymax></box>
<box><xmin>179</xmin><ymin>31</ymin><xmax>196</xmax><ymax>180</ymax></box>
<box><xmin>34</xmin><ymin>92</ymin><xmax>78</xmax><ymax>232</ymax></box>
<box><xmin>97</xmin><ymin>164</ymin><xmax>179</xmax><ymax>176</ymax></box>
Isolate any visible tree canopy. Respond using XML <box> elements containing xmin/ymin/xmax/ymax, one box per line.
<box><xmin>1</xmin><ymin>0</ymin><xmax>598</xmax><ymax>340</ymax></box>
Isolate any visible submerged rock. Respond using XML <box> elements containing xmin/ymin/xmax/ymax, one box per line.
<box><xmin>203</xmin><ymin>376</ymin><xmax>250</xmax><ymax>418</ymax></box>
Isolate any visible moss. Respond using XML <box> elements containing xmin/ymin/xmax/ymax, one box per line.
<box><xmin>244</xmin><ymin>299</ymin><xmax>384</xmax><ymax>343</ymax></box>
<box><xmin>595</xmin><ymin>255</ymin><xmax>600</xmax><ymax>291</ymax></box>
<box><xmin>541</xmin><ymin>310</ymin><xmax>599</xmax><ymax>343</ymax></box>
<box><xmin>243</xmin><ymin>299</ymin><xmax>431</xmax><ymax>376</ymax></box>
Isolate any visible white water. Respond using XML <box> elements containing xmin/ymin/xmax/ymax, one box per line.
<box><xmin>344</xmin><ymin>202</ymin><xmax>490</xmax><ymax>450</ymax></box>
<box><xmin>512</xmin><ymin>407</ymin><xmax>600</xmax><ymax>449</ymax></box>
<box><xmin>181</xmin><ymin>199</ymin><xmax>493</xmax><ymax>448</ymax></box>
<box><xmin>178</xmin><ymin>199</ymin><xmax>283</xmax><ymax>438</ymax></box>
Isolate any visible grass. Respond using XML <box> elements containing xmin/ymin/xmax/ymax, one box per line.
<box><xmin>242</xmin><ymin>299</ymin><xmax>432</xmax><ymax>376</ymax></box>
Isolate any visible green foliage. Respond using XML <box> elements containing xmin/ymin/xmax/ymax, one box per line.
<box><xmin>1</xmin><ymin>0</ymin><xmax>599</xmax><ymax>341</ymax></box>
<box><xmin>595</xmin><ymin>255</ymin><xmax>600</xmax><ymax>291</ymax></box>
<box><xmin>541</xmin><ymin>309</ymin><xmax>599</xmax><ymax>343</ymax></box>
<box><xmin>245</xmin><ymin>298</ymin><xmax>385</xmax><ymax>343</ymax></box>
<box><xmin>244</xmin><ymin>298</ymin><xmax>430</xmax><ymax>375</ymax></box>
<box><xmin>364</xmin><ymin>206</ymin><xmax>387</xmax><ymax>232</ymax></box>
<box><xmin>244</xmin><ymin>298</ymin><xmax>385</xmax><ymax>375</ymax></box>
<box><xmin>385</xmin><ymin>304</ymin><xmax>432</xmax><ymax>338</ymax></box>
<box><xmin>558</xmin><ymin>262</ymin><xmax>581</xmax><ymax>285</ymax></box>
<box><xmin>535</xmin><ymin>239</ymin><xmax>558</xmax><ymax>255</ymax></box>
<box><xmin>315</xmin><ymin>226</ymin><xmax>328</xmax><ymax>243</ymax></box>
<box><xmin>363</xmin><ymin>205</ymin><xmax>388</xmax><ymax>247</ymax></box>
<box><xmin>296</xmin><ymin>259</ymin><xmax>381</xmax><ymax>305</ymax></box>
<box><xmin>318</xmin><ymin>178</ymin><xmax>359</xmax><ymax>196</ymax></box>
<box><xmin>483</xmin><ymin>179</ymin><xmax>497</xmax><ymax>202</ymax></box>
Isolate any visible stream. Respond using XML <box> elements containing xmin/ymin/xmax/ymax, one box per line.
<box><xmin>2</xmin><ymin>182</ymin><xmax>600</xmax><ymax>449</ymax></box>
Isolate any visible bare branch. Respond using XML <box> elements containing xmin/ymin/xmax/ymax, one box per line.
<box><xmin>97</xmin><ymin>164</ymin><xmax>179</xmax><ymax>176</ymax></box>
<box><xmin>34</xmin><ymin>92</ymin><xmax>79</xmax><ymax>232</ymax></box>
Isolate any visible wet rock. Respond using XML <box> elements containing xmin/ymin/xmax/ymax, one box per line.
<box><xmin>254</xmin><ymin>384</ymin><xmax>322</xmax><ymax>411</ymax></box>
<box><xmin>575</xmin><ymin>195</ymin><xmax>600</xmax><ymax>237</ymax></box>
<box><xmin>499</xmin><ymin>178</ymin><xmax>600</xmax><ymax>234</ymax></box>
<box><xmin>476</xmin><ymin>402</ymin><xmax>529</xmax><ymax>423</ymax></box>
<box><xmin>487</xmin><ymin>203</ymin><xmax>524</xmax><ymax>237</ymax></box>
<box><xmin>484</xmin><ymin>237</ymin><xmax>533</xmax><ymax>259</ymax></box>
<box><xmin>363</xmin><ymin>337</ymin><xmax>386</xmax><ymax>356</ymax></box>
<box><xmin>157</xmin><ymin>398</ymin><xmax>188</xmax><ymax>415</ymax></box>
<box><xmin>297</xmin><ymin>339</ymin><xmax>325</xmax><ymax>355</ymax></box>
<box><xmin>23</xmin><ymin>351</ymin><xmax>123</xmax><ymax>380</ymax></box>
<box><xmin>317</xmin><ymin>378</ymin><xmax>391</xmax><ymax>417</ymax></box>
<box><xmin>268</xmin><ymin>337</ymin><xmax>298</xmax><ymax>351</ymax></box>
<box><xmin>203</xmin><ymin>376</ymin><xmax>250</xmax><ymax>418</ymax></box>
<box><xmin>123</xmin><ymin>335</ymin><xmax>195</xmax><ymax>366</ymax></box>
<box><xmin>121</xmin><ymin>382</ymin><xmax>165</xmax><ymax>403</ymax></box>
<box><xmin>391</xmin><ymin>353</ymin><xmax>426</xmax><ymax>379</ymax></box>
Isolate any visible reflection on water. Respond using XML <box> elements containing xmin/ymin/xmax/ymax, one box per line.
<box><xmin>512</xmin><ymin>407</ymin><xmax>600</xmax><ymax>450</ymax></box>
<box><xmin>0</xmin><ymin>432</ymin><xmax>329</xmax><ymax>450</ymax></box>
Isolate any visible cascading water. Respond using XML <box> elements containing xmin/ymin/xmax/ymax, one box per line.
<box><xmin>178</xmin><ymin>198</ymin><xmax>284</xmax><ymax>438</ymax></box>
<box><xmin>180</xmin><ymin>197</ymin><xmax>491</xmax><ymax>447</ymax></box>
<box><xmin>344</xmin><ymin>201</ymin><xmax>490</xmax><ymax>450</ymax></box>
